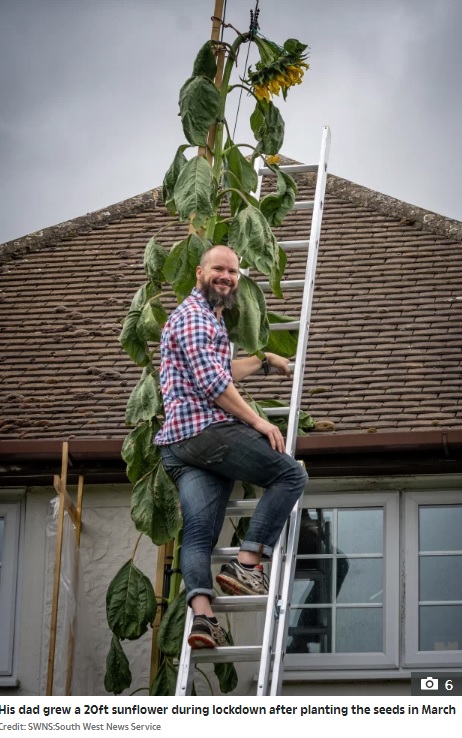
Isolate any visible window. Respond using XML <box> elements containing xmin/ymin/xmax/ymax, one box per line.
<box><xmin>285</xmin><ymin>484</ymin><xmax>462</xmax><ymax>675</ymax></box>
<box><xmin>0</xmin><ymin>502</ymin><xmax>21</xmax><ymax>679</ymax></box>
<box><xmin>286</xmin><ymin>492</ymin><xmax>399</xmax><ymax>670</ymax></box>
<box><xmin>404</xmin><ymin>491</ymin><xmax>462</xmax><ymax>668</ymax></box>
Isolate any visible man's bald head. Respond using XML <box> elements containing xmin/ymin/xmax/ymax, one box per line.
<box><xmin>199</xmin><ymin>244</ymin><xmax>239</xmax><ymax>269</ymax></box>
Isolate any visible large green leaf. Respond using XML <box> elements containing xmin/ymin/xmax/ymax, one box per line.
<box><xmin>192</xmin><ymin>40</ymin><xmax>217</xmax><ymax>79</ymax></box>
<box><xmin>224</xmin><ymin>143</ymin><xmax>258</xmax><ymax>215</ymax></box>
<box><xmin>149</xmin><ymin>659</ymin><xmax>178</xmax><ymax>696</ymax></box>
<box><xmin>174</xmin><ymin>155</ymin><xmax>215</xmax><ymax>228</ymax></box>
<box><xmin>260</xmin><ymin>168</ymin><xmax>297</xmax><ymax>227</ymax></box>
<box><xmin>121</xmin><ymin>420</ymin><xmax>161</xmax><ymax>484</ymax></box>
<box><xmin>252</xmin><ymin>101</ymin><xmax>285</xmax><ymax>155</ymax></box>
<box><xmin>119</xmin><ymin>284</ymin><xmax>156</xmax><ymax>366</ymax></box>
<box><xmin>224</xmin><ymin>274</ymin><xmax>269</xmax><ymax>354</ymax></box>
<box><xmin>106</xmin><ymin>560</ymin><xmax>156</xmax><ymax>640</ymax></box>
<box><xmin>179</xmin><ymin>76</ymin><xmax>220</xmax><ymax>146</ymax></box>
<box><xmin>104</xmin><ymin>635</ymin><xmax>132</xmax><ymax>695</ymax></box>
<box><xmin>125</xmin><ymin>370</ymin><xmax>162</xmax><ymax>426</ymax></box>
<box><xmin>131</xmin><ymin>464</ymin><xmax>182</xmax><ymax>545</ymax></box>
<box><xmin>119</xmin><ymin>310</ymin><xmax>149</xmax><ymax>367</ymax></box>
<box><xmin>157</xmin><ymin>590</ymin><xmax>187</xmax><ymax>657</ymax></box>
<box><xmin>163</xmin><ymin>233</ymin><xmax>209</xmax><ymax>301</ymax></box>
<box><xmin>264</xmin><ymin>311</ymin><xmax>299</xmax><ymax>358</ymax></box>
<box><xmin>144</xmin><ymin>237</ymin><xmax>168</xmax><ymax>286</ymax></box>
<box><xmin>228</xmin><ymin>205</ymin><xmax>278</xmax><ymax>277</ymax></box>
<box><xmin>136</xmin><ymin>298</ymin><xmax>168</xmax><ymax>343</ymax></box>
<box><xmin>162</xmin><ymin>145</ymin><xmax>189</xmax><ymax>216</ymax></box>
<box><xmin>269</xmin><ymin>244</ymin><xmax>287</xmax><ymax>299</ymax></box>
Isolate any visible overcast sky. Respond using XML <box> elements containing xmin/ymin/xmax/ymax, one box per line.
<box><xmin>1</xmin><ymin>0</ymin><xmax>461</xmax><ymax>244</ymax></box>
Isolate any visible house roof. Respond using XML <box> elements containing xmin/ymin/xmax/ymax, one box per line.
<box><xmin>1</xmin><ymin>169</ymin><xmax>461</xmax><ymax>449</ymax></box>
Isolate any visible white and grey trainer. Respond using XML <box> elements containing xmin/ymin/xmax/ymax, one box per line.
<box><xmin>216</xmin><ymin>558</ymin><xmax>269</xmax><ymax>596</ymax></box>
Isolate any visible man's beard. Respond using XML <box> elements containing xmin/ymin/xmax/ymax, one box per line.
<box><xmin>200</xmin><ymin>278</ymin><xmax>238</xmax><ymax>310</ymax></box>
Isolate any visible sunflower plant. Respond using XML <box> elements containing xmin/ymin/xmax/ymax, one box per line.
<box><xmin>104</xmin><ymin>23</ymin><xmax>313</xmax><ymax>697</ymax></box>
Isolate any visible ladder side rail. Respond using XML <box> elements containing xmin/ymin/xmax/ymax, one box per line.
<box><xmin>175</xmin><ymin>607</ymin><xmax>195</xmax><ymax>696</ymax></box>
<box><xmin>269</xmin><ymin>125</ymin><xmax>331</xmax><ymax>695</ymax></box>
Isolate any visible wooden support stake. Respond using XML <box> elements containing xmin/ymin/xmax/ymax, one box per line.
<box><xmin>53</xmin><ymin>475</ymin><xmax>78</xmax><ymax>526</ymax></box>
<box><xmin>206</xmin><ymin>0</ymin><xmax>226</xmax><ymax>165</ymax></box>
<box><xmin>65</xmin><ymin>474</ymin><xmax>85</xmax><ymax>696</ymax></box>
<box><xmin>149</xmin><ymin>539</ymin><xmax>174</xmax><ymax>687</ymax></box>
<box><xmin>46</xmin><ymin>441</ymin><xmax>69</xmax><ymax>695</ymax></box>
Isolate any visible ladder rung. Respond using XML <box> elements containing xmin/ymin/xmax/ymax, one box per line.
<box><xmin>293</xmin><ymin>200</ymin><xmax>314</xmax><ymax>211</ymax></box>
<box><xmin>264</xmin><ymin>406</ymin><xmax>290</xmax><ymax>417</ymax></box>
<box><xmin>191</xmin><ymin>646</ymin><xmax>262</xmax><ymax>664</ymax></box>
<box><xmin>224</xmin><ymin>500</ymin><xmax>258</xmax><ymax>516</ymax></box>
<box><xmin>257</xmin><ymin>280</ymin><xmax>304</xmax><ymax>291</ymax></box>
<box><xmin>278</xmin><ymin>240</ymin><xmax>310</xmax><ymax>251</ymax></box>
<box><xmin>269</xmin><ymin>321</ymin><xmax>300</xmax><ymax>331</ymax></box>
<box><xmin>212</xmin><ymin>546</ymin><xmax>240</xmax><ymax>561</ymax></box>
<box><xmin>258</xmin><ymin>164</ymin><xmax>318</xmax><ymax>175</ymax></box>
<box><xmin>213</xmin><ymin>595</ymin><xmax>268</xmax><ymax>612</ymax></box>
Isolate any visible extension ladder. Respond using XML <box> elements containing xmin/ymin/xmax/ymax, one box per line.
<box><xmin>175</xmin><ymin>125</ymin><xmax>331</xmax><ymax>696</ymax></box>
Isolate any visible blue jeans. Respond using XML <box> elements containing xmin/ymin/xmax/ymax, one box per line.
<box><xmin>160</xmin><ymin>421</ymin><xmax>308</xmax><ymax>605</ymax></box>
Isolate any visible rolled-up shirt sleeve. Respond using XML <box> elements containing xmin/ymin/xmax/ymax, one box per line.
<box><xmin>174</xmin><ymin>310</ymin><xmax>232</xmax><ymax>400</ymax></box>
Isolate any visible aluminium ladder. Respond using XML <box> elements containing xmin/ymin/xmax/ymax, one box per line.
<box><xmin>175</xmin><ymin>125</ymin><xmax>331</xmax><ymax>696</ymax></box>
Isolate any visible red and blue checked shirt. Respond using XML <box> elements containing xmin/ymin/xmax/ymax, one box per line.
<box><xmin>154</xmin><ymin>288</ymin><xmax>236</xmax><ymax>445</ymax></box>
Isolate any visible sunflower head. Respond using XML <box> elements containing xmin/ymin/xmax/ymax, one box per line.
<box><xmin>248</xmin><ymin>37</ymin><xmax>309</xmax><ymax>102</ymax></box>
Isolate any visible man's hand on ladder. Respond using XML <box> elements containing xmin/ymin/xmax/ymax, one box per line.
<box><xmin>265</xmin><ymin>352</ymin><xmax>292</xmax><ymax>376</ymax></box>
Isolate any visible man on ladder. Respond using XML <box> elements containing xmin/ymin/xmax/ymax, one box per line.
<box><xmin>154</xmin><ymin>244</ymin><xmax>308</xmax><ymax>649</ymax></box>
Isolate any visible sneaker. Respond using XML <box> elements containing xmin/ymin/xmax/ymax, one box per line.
<box><xmin>187</xmin><ymin>615</ymin><xmax>228</xmax><ymax>649</ymax></box>
<box><xmin>216</xmin><ymin>559</ymin><xmax>269</xmax><ymax>596</ymax></box>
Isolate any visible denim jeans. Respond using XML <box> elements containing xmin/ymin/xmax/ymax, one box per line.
<box><xmin>160</xmin><ymin>421</ymin><xmax>308</xmax><ymax>605</ymax></box>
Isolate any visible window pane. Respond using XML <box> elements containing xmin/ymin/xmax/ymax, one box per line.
<box><xmin>419</xmin><ymin>606</ymin><xmax>462</xmax><ymax>651</ymax></box>
<box><xmin>419</xmin><ymin>506</ymin><xmax>462</xmax><ymax>552</ymax></box>
<box><xmin>336</xmin><ymin>608</ymin><xmax>383</xmax><ymax>652</ymax></box>
<box><xmin>298</xmin><ymin>509</ymin><xmax>333</xmax><ymax>555</ymax></box>
<box><xmin>420</xmin><ymin>556</ymin><xmax>462</xmax><ymax>601</ymax></box>
<box><xmin>293</xmin><ymin>559</ymin><xmax>333</xmax><ymax>605</ymax></box>
<box><xmin>336</xmin><ymin>558</ymin><xmax>383</xmax><ymax>604</ymax></box>
<box><xmin>287</xmin><ymin>607</ymin><xmax>332</xmax><ymax>654</ymax></box>
<box><xmin>337</xmin><ymin>509</ymin><xmax>383</xmax><ymax>554</ymax></box>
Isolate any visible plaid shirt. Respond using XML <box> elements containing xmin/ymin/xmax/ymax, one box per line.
<box><xmin>154</xmin><ymin>288</ymin><xmax>236</xmax><ymax>445</ymax></box>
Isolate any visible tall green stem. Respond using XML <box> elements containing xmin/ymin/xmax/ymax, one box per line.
<box><xmin>205</xmin><ymin>33</ymin><xmax>249</xmax><ymax>240</ymax></box>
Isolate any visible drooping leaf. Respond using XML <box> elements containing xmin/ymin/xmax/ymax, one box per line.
<box><xmin>269</xmin><ymin>244</ymin><xmax>287</xmax><ymax>299</ymax></box>
<box><xmin>149</xmin><ymin>659</ymin><xmax>178</xmax><ymax>696</ymax></box>
<box><xmin>163</xmin><ymin>233</ymin><xmax>209</xmax><ymax>301</ymax></box>
<box><xmin>125</xmin><ymin>370</ymin><xmax>162</xmax><ymax>426</ymax></box>
<box><xmin>162</xmin><ymin>145</ymin><xmax>189</xmax><ymax>216</ymax></box>
<box><xmin>157</xmin><ymin>590</ymin><xmax>187</xmax><ymax>657</ymax></box>
<box><xmin>119</xmin><ymin>284</ymin><xmax>156</xmax><ymax>366</ymax></box>
<box><xmin>224</xmin><ymin>274</ymin><xmax>269</xmax><ymax>354</ymax></box>
<box><xmin>224</xmin><ymin>143</ymin><xmax>258</xmax><ymax>215</ymax></box>
<box><xmin>106</xmin><ymin>560</ymin><xmax>156</xmax><ymax>640</ymax></box>
<box><xmin>229</xmin><ymin>205</ymin><xmax>279</xmax><ymax>278</ymax></box>
<box><xmin>260</xmin><ymin>169</ymin><xmax>297</xmax><ymax>227</ymax></box>
<box><xmin>136</xmin><ymin>298</ymin><xmax>168</xmax><ymax>343</ymax></box>
<box><xmin>192</xmin><ymin>40</ymin><xmax>217</xmax><ymax>79</ymax></box>
<box><xmin>144</xmin><ymin>237</ymin><xmax>168</xmax><ymax>286</ymax></box>
<box><xmin>104</xmin><ymin>635</ymin><xmax>132</xmax><ymax>695</ymax></box>
<box><xmin>250</xmin><ymin>101</ymin><xmax>266</xmax><ymax>139</ymax></box>
<box><xmin>213</xmin><ymin>218</ymin><xmax>229</xmax><ymax>245</ymax></box>
<box><xmin>179</xmin><ymin>76</ymin><xmax>220</xmax><ymax>146</ymax></box>
<box><xmin>121</xmin><ymin>420</ymin><xmax>161</xmax><ymax>484</ymax></box>
<box><xmin>173</xmin><ymin>155</ymin><xmax>215</xmax><ymax>228</ymax></box>
<box><xmin>253</xmin><ymin>101</ymin><xmax>285</xmax><ymax>155</ymax></box>
<box><xmin>264</xmin><ymin>311</ymin><xmax>299</xmax><ymax>358</ymax></box>
<box><xmin>131</xmin><ymin>465</ymin><xmax>182</xmax><ymax>545</ymax></box>
<box><xmin>283</xmin><ymin>38</ymin><xmax>309</xmax><ymax>56</ymax></box>
<box><xmin>119</xmin><ymin>310</ymin><xmax>149</xmax><ymax>367</ymax></box>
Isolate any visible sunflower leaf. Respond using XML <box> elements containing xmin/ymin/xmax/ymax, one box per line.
<box><xmin>179</xmin><ymin>76</ymin><xmax>220</xmax><ymax>146</ymax></box>
<box><xmin>106</xmin><ymin>560</ymin><xmax>156</xmax><ymax>640</ymax></box>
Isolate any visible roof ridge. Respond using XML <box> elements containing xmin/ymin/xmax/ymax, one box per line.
<box><xmin>1</xmin><ymin>168</ymin><xmax>461</xmax><ymax>265</ymax></box>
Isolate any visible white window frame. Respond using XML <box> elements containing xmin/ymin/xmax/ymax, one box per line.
<box><xmin>0</xmin><ymin>501</ymin><xmax>21</xmax><ymax>679</ymax></box>
<box><xmin>404</xmin><ymin>489</ymin><xmax>462</xmax><ymax>668</ymax></box>
<box><xmin>285</xmin><ymin>491</ymin><xmax>400</xmax><ymax>671</ymax></box>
